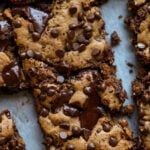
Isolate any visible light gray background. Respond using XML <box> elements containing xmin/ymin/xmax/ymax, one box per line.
<box><xmin>0</xmin><ymin>0</ymin><xmax>138</xmax><ymax>149</ymax></box>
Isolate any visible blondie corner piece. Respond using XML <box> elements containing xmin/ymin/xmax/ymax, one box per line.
<box><xmin>0</xmin><ymin>110</ymin><xmax>25</xmax><ymax>149</ymax></box>
<box><xmin>132</xmin><ymin>70</ymin><xmax>150</xmax><ymax>150</ymax></box>
<box><xmin>126</xmin><ymin>0</ymin><xmax>150</xmax><ymax>66</ymax></box>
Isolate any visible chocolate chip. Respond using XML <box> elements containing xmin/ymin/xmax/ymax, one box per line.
<box><xmin>69</xmin><ymin>23</ymin><xmax>78</xmax><ymax>30</ymax></box>
<box><xmin>40</xmin><ymin>108</ymin><xmax>49</xmax><ymax>117</ymax></box>
<box><xmin>109</xmin><ymin>136</ymin><xmax>118</xmax><ymax>147</ymax></box>
<box><xmin>32</xmin><ymin>32</ymin><xmax>40</xmax><ymax>41</ymax></box>
<box><xmin>57</xmin><ymin>75</ymin><xmax>65</xmax><ymax>83</ymax></box>
<box><xmin>55</xmin><ymin>61</ymin><xmax>69</xmax><ymax>73</ymax></box>
<box><xmin>55</xmin><ymin>49</ymin><xmax>65</xmax><ymax>58</ymax></box>
<box><xmin>78</xmin><ymin>12</ymin><xmax>85</xmax><ymax>21</ymax></box>
<box><xmin>39</xmin><ymin>94</ymin><xmax>47</xmax><ymax>101</ymax></box>
<box><xmin>84</xmin><ymin>25</ymin><xmax>93</xmax><ymax>32</ymax></box>
<box><xmin>72</xmin><ymin>126</ymin><xmax>82</xmax><ymax>136</ymax></box>
<box><xmin>59</xmin><ymin>131</ymin><xmax>67</xmax><ymax>140</ymax></box>
<box><xmin>83</xmin><ymin>86</ymin><xmax>92</xmax><ymax>95</ymax></box>
<box><xmin>87</xmin><ymin>13</ymin><xmax>95</xmax><ymax>22</ymax></box>
<box><xmin>103</xmin><ymin>122</ymin><xmax>111</xmax><ymax>132</ymax></box>
<box><xmin>72</xmin><ymin>43</ymin><xmax>80</xmax><ymax>51</ymax></box>
<box><xmin>34</xmin><ymin>51</ymin><xmax>42</xmax><ymax>59</ymax></box>
<box><xmin>77</xmin><ymin>34</ymin><xmax>89</xmax><ymax>44</ymax></box>
<box><xmin>59</xmin><ymin>122</ymin><xmax>70</xmax><ymax>130</ymax></box>
<box><xmin>69</xmin><ymin>6</ymin><xmax>77</xmax><ymax>15</ymax></box>
<box><xmin>100</xmin><ymin>83</ymin><xmax>106</xmax><ymax>91</ymax></box>
<box><xmin>65</xmin><ymin>42</ymin><xmax>72</xmax><ymax>51</ymax></box>
<box><xmin>43</xmin><ymin>136</ymin><xmax>53</xmax><ymax>147</ymax></box>
<box><xmin>95</xmin><ymin>11</ymin><xmax>101</xmax><ymax>20</ymax></box>
<box><xmin>67</xmin><ymin>30</ymin><xmax>75</xmax><ymax>40</ymax></box>
<box><xmin>137</xmin><ymin>42</ymin><xmax>146</xmax><ymax>49</ymax></box>
<box><xmin>91</xmin><ymin>48</ymin><xmax>100</xmax><ymax>57</ymax></box>
<box><xmin>13</xmin><ymin>20</ymin><xmax>22</xmax><ymax>28</ymax></box>
<box><xmin>47</xmin><ymin>89</ymin><xmax>55</xmax><ymax>96</ymax></box>
<box><xmin>20</xmin><ymin>52</ymin><xmax>27</xmax><ymax>59</ymax></box>
<box><xmin>84</xmin><ymin>32</ymin><xmax>92</xmax><ymax>39</ymax></box>
<box><xmin>78</xmin><ymin>44</ymin><xmax>86</xmax><ymax>52</ymax></box>
<box><xmin>83</xmin><ymin>129</ymin><xmax>91</xmax><ymax>141</ymax></box>
<box><xmin>96</xmin><ymin>128</ymin><xmax>101</xmax><ymax>133</ymax></box>
<box><xmin>66</xmin><ymin>144</ymin><xmax>75</xmax><ymax>150</ymax></box>
<box><xmin>87</xmin><ymin>143</ymin><xmax>96</xmax><ymax>150</ymax></box>
<box><xmin>5</xmin><ymin>110</ymin><xmax>11</xmax><ymax>119</ymax></box>
<box><xmin>51</xmin><ymin>29</ymin><xmax>59</xmax><ymax>38</ymax></box>
<box><xmin>63</xmin><ymin>105</ymin><xmax>80</xmax><ymax>117</ymax></box>
<box><xmin>27</xmin><ymin>50</ymin><xmax>34</xmax><ymax>58</ymax></box>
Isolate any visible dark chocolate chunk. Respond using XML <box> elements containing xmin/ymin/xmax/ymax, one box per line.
<box><xmin>80</xmin><ymin>84</ymin><xmax>100</xmax><ymax>130</ymax></box>
<box><xmin>12</xmin><ymin>7</ymin><xmax>48</xmax><ymax>39</ymax></box>
<box><xmin>87</xmin><ymin>13</ymin><xmax>95</xmax><ymax>22</ymax></box>
<box><xmin>52</xmin><ymin>92</ymin><xmax>73</xmax><ymax>113</ymax></box>
<box><xmin>2</xmin><ymin>62</ymin><xmax>21</xmax><ymax>86</ymax></box>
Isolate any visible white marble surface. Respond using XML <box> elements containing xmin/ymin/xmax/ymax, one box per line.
<box><xmin>0</xmin><ymin>0</ymin><xmax>138</xmax><ymax>149</ymax></box>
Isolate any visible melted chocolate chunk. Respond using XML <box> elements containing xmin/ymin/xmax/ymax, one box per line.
<box><xmin>80</xmin><ymin>84</ymin><xmax>100</xmax><ymax>130</ymax></box>
<box><xmin>51</xmin><ymin>91</ymin><xmax>73</xmax><ymax>113</ymax></box>
<box><xmin>12</xmin><ymin>7</ymin><xmax>48</xmax><ymax>40</ymax></box>
<box><xmin>2</xmin><ymin>62</ymin><xmax>21</xmax><ymax>86</ymax></box>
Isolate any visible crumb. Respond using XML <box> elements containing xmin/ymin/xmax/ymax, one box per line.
<box><xmin>126</xmin><ymin>62</ymin><xmax>134</xmax><ymax>68</ymax></box>
<box><xmin>118</xmin><ymin>15</ymin><xmax>123</xmax><ymax>19</ymax></box>
<box><xmin>111</xmin><ymin>31</ymin><xmax>121</xmax><ymax>46</ymax></box>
